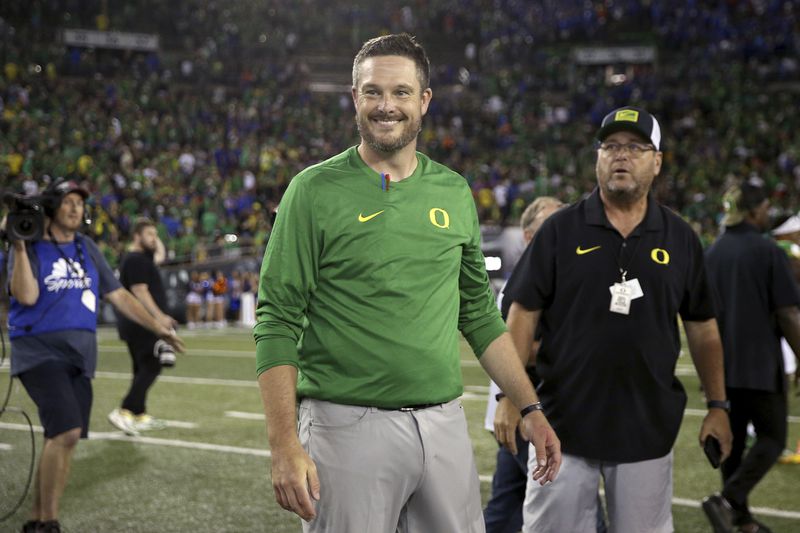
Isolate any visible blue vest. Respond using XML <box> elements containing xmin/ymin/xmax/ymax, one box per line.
<box><xmin>8</xmin><ymin>238</ymin><xmax>100</xmax><ymax>338</ymax></box>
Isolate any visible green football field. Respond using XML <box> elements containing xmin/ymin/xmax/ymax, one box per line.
<box><xmin>1</xmin><ymin>326</ymin><xmax>798</xmax><ymax>532</ymax></box>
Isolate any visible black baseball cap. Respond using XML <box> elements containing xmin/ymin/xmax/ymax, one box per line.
<box><xmin>597</xmin><ymin>106</ymin><xmax>662</xmax><ymax>150</ymax></box>
<box><xmin>50</xmin><ymin>178</ymin><xmax>89</xmax><ymax>200</ymax></box>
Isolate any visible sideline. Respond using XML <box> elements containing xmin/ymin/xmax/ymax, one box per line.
<box><xmin>1</xmin><ymin>421</ymin><xmax>798</xmax><ymax>520</ymax></box>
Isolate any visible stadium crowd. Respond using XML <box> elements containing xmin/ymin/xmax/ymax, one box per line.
<box><xmin>1</xmin><ymin>0</ymin><xmax>799</xmax><ymax>263</ymax></box>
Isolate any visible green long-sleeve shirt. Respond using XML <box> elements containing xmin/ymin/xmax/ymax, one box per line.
<box><xmin>254</xmin><ymin>146</ymin><xmax>505</xmax><ymax>408</ymax></box>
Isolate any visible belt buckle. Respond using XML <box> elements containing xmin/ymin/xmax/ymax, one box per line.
<box><xmin>399</xmin><ymin>406</ymin><xmax>415</xmax><ymax>412</ymax></box>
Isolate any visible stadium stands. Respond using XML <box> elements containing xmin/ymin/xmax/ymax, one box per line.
<box><xmin>1</xmin><ymin>0</ymin><xmax>799</xmax><ymax>261</ymax></box>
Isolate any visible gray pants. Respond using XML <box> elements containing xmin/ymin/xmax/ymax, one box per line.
<box><xmin>523</xmin><ymin>450</ymin><xmax>674</xmax><ymax>533</ymax></box>
<box><xmin>298</xmin><ymin>398</ymin><xmax>485</xmax><ymax>533</ymax></box>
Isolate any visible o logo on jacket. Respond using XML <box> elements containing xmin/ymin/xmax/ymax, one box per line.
<box><xmin>429</xmin><ymin>208</ymin><xmax>450</xmax><ymax>229</ymax></box>
<box><xmin>651</xmin><ymin>248</ymin><xmax>670</xmax><ymax>265</ymax></box>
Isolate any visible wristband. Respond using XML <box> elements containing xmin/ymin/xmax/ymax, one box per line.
<box><xmin>706</xmin><ymin>400</ymin><xmax>730</xmax><ymax>412</ymax></box>
<box><xmin>494</xmin><ymin>392</ymin><xmax>506</xmax><ymax>402</ymax></box>
<box><xmin>520</xmin><ymin>402</ymin><xmax>543</xmax><ymax>418</ymax></box>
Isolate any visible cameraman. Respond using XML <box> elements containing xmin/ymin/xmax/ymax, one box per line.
<box><xmin>5</xmin><ymin>179</ymin><xmax>184</xmax><ymax>533</ymax></box>
<box><xmin>108</xmin><ymin>217</ymin><xmax>178</xmax><ymax>436</ymax></box>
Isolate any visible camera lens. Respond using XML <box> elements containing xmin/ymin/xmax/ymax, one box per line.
<box><xmin>153</xmin><ymin>340</ymin><xmax>176</xmax><ymax>368</ymax></box>
<box><xmin>10</xmin><ymin>213</ymin><xmax>44</xmax><ymax>241</ymax></box>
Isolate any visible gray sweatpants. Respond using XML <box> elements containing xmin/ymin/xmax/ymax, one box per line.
<box><xmin>298</xmin><ymin>398</ymin><xmax>485</xmax><ymax>533</ymax></box>
<box><xmin>523</xmin><ymin>449</ymin><xmax>674</xmax><ymax>533</ymax></box>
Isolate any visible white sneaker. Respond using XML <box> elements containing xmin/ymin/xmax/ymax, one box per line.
<box><xmin>134</xmin><ymin>414</ymin><xmax>167</xmax><ymax>431</ymax></box>
<box><xmin>108</xmin><ymin>408</ymin><xmax>140</xmax><ymax>436</ymax></box>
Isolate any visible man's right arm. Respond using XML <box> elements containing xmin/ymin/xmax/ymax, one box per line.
<box><xmin>9</xmin><ymin>241</ymin><xmax>39</xmax><ymax>305</ymax></box>
<box><xmin>258</xmin><ymin>365</ymin><xmax>319</xmax><ymax>521</ymax></box>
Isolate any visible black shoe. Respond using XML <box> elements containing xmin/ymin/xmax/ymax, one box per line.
<box><xmin>38</xmin><ymin>521</ymin><xmax>61</xmax><ymax>533</ymax></box>
<box><xmin>702</xmin><ymin>493</ymin><xmax>736</xmax><ymax>533</ymax></box>
<box><xmin>20</xmin><ymin>521</ymin><xmax>41</xmax><ymax>533</ymax></box>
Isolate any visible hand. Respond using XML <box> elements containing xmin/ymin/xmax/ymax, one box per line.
<box><xmin>160</xmin><ymin>327</ymin><xmax>185</xmax><ymax>353</ymax></box>
<box><xmin>519</xmin><ymin>410</ymin><xmax>561</xmax><ymax>485</ymax></box>
<box><xmin>699</xmin><ymin>409</ymin><xmax>733</xmax><ymax>462</ymax></box>
<box><xmin>271</xmin><ymin>442</ymin><xmax>321</xmax><ymax>521</ymax></box>
<box><xmin>493</xmin><ymin>397</ymin><xmax>521</xmax><ymax>454</ymax></box>
<box><xmin>158</xmin><ymin>314</ymin><xmax>178</xmax><ymax>331</ymax></box>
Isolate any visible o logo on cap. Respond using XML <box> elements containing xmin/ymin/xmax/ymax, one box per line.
<box><xmin>651</xmin><ymin>248</ymin><xmax>670</xmax><ymax>265</ymax></box>
<box><xmin>429</xmin><ymin>208</ymin><xmax>450</xmax><ymax>229</ymax></box>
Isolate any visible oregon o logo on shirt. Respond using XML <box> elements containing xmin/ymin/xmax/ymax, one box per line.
<box><xmin>429</xmin><ymin>208</ymin><xmax>450</xmax><ymax>229</ymax></box>
<box><xmin>650</xmin><ymin>248</ymin><xmax>670</xmax><ymax>265</ymax></box>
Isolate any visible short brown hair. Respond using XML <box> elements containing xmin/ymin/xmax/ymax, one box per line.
<box><xmin>352</xmin><ymin>33</ymin><xmax>430</xmax><ymax>91</ymax></box>
<box><xmin>132</xmin><ymin>217</ymin><xmax>156</xmax><ymax>236</ymax></box>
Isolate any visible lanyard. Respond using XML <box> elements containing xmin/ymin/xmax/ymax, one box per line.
<box><xmin>614</xmin><ymin>234</ymin><xmax>643</xmax><ymax>283</ymax></box>
<box><xmin>47</xmin><ymin>228</ymin><xmax>89</xmax><ymax>284</ymax></box>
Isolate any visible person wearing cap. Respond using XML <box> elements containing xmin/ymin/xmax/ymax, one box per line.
<box><xmin>6</xmin><ymin>178</ymin><xmax>185</xmax><ymax>533</ymax></box>
<box><xmin>504</xmin><ymin>106</ymin><xmax>732</xmax><ymax>532</ymax></box>
<box><xmin>703</xmin><ymin>181</ymin><xmax>800</xmax><ymax>533</ymax></box>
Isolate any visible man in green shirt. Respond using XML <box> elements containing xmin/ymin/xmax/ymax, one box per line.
<box><xmin>254</xmin><ymin>33</ymin><xmax>561</xmax><ymax>532</ymax></box>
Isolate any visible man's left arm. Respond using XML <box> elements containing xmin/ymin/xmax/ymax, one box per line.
<box><xmin>130</xmin><ymin>283</ymin><xmax>177</xmax><ymax>330</ymax></box>
<box><xmin>683</xmin><ymin>318</ymin><xmax>732</xmax><ymax>460</ymax></box>
<box><xmin>479</xmin><ymin>332</ymin><xmax>561</xmax><ymax>484</ymax></box>
<box><xmin>106</xmin><ymin>288</ymin><xmax>184</xmax><ymax>352</ymax></box>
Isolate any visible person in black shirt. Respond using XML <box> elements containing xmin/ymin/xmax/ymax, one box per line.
<box><xmin>108</xmin><ymin>218</ymin><xmax>179</xmax><ymax>436</ymax></box>
<box><xmin>505</xmin><ymin>106</ymin><xmax>733</xmax><ymax>532</ymax></box>
<box><xmin>703</xmin><ymin>181</ymin><xmax>800</xmax><ymax>533</ymax></box>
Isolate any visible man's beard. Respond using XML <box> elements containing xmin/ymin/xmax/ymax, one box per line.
<box><xmin>601</xmin><ymin>173</ymin><xmax>649</xmax><ymax>206</ymax></box>
<box><xmin>356</xmin><ymin>112</ymin><xmax>422</xmax><ymax>154</ymax></box>
<box><xmin>603</xmin><ymin>185</ymin><xmax>643</xmax><ymax>205</ymax></box>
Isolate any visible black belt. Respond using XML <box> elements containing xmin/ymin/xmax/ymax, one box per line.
<box><xmin>379</xmin><ymin>402</ymin><xmax>442</xmax><ymax>412</ymax></box>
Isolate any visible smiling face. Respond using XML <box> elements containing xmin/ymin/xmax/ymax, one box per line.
<box><xmin>596</xmin><ymin>131</ymin><xmax>663</xmax><ymax>205</ymax></box>
<box><xmin>352</xmin><ymin>55</ymin><xmax>432</xmax><ymax>156</ymax></box>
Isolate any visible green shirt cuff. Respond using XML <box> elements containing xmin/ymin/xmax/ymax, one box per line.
<box><xmin>255</xmin><ymin>337</ymin><xmax>301</xmax><ymax>376</ymax></box>
<box><xmin>463</xmin><ymin>316</ymin><xmax>507</xmax><ymax>358</ymax></box>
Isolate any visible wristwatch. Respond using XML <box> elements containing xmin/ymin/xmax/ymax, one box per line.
<box><xmin>706</xmin><ymin>400</ymin><xmax>731</xmax><ymax>412</ymax></box>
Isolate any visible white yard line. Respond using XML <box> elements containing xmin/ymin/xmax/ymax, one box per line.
<box><xmin>0</xmin><ymin>442</ymin><xmax>13</xmax><ymax>451</ymax></box>
<box><xmin>1</xmin><ymin>422</ymin><xmax>798</xmax><ymax>519</ymax></box>
<box><xmin>98</xmin><ymin>346</ymin><xmax>255</xmax><ymax>358</ymax></box>
<box><xmin>225</xmin><ymin>410</ymin><xmax>265</xmax><ymax>420</ymax></box>
<box><xmin>94</xmin><ymin>371</ymin><xmax>259</xmax><ymax>387</ymax></box>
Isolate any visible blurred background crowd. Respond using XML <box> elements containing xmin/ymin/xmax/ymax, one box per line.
<box><xmin>1</xmin><ymin>0</ymin><xmax>799</xmax><ymax>268</ymax></box>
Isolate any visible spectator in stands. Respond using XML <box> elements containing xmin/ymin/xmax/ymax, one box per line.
<box><xmin>209</xmin><ymin>269</ymin><xmax>228</xmax><ymax>328</ymax></box>
<box><xmin>703</xmin><ymin>181</ymin><xmax>800</xmax><ymax>532</ymax></box>
<box><xmin>228</xmin><ymin>270</ymin><xmax>243</xmax><ymax>323</ymax></box>
<box><xmin>504</xmin><ymin>107</ymin><xmax>732</xmax><ymax>532</ymax></box>
<box><xmin>185</xmin><ymin>270</ymin><xmax>204</xmax><ymax>329</ymax></box>
<box><xmin>2</xmin><ymin>2</ymin><xmax>800</xmax><ymax>265</ymax></box>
